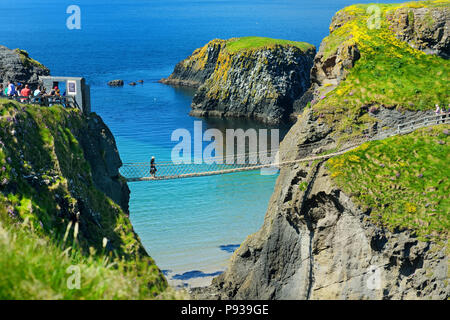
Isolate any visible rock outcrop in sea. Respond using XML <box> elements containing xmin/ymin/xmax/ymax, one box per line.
<box><xmin>194</xmin><ymin>1</ymin><xmax>449</xmax><ymax>300</ymax></box>
<box><xmin>0</xmin><ymin>46</ymin><xmax>50</xmax><ymax>87</ymax></box>
<box><xmin>161</xmin><ymin>37</ymin><xmax>316</xmax><ymax>124</ymax></box>
<box><xmin>108</xmin><ymin>79</ymin><xmax>124</xmax><ymax>87</ymax></box>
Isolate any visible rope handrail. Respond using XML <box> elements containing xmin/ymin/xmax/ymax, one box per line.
<box><xmin>120</xmin><ymin>113</ymin><xmax>449</xmax><ymax>182</ymax></box>
<box><xmin>121</xmin><ymin>138</ymin><xmax>337</xmax><ymax>166</ymax></box>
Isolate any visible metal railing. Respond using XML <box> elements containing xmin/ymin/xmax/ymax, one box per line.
<box><xmin>397</xmin><ymin>113</ymin><xmax>450</xmax><ymax>134</ymax></box>
<box><xmin>2</xmin><ymin>95</ymin><xmax>77</xmax><ymax>109</ymax></box>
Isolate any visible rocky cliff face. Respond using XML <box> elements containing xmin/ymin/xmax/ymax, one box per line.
<box><xmin>195</xmin><ymin>109</ymin><xmax>448</xmax><ymax>300</ymax></box>
<box><xmin>0</xmin><ymin>47</ymin><xmax>171</xmax><ymax>298</ymax></box>
<box><xmin>294</xmin><ymin>3</ymin><xmax>449</xmax><ymax>113</ymax></box>
<box><xmin>160</xmin><ymin>39</ymin><xmax>225</xmax><ymax>88</ymax></box>
<box><xmin>0</xmin><ymin>100</ymin><xmax>145</xmax><ymax>258</ymax></box>
<box><xmin>387</xmin><ymin>6</ymin><xmax>449</xmax><ymax>59</ymax></box>
<box><xmin>0</xmin><ymin>46</ymin><xmax>50</xmax><ymax>87</ymax></box>
<box><xmin>194</xmin><ymin>1</ymin><xmax>449</xmax><ymax>300</ymax></box>
<box><xmin>0</xmin><ymin>99</ymin><xmax>170</xmax><ymax>297</ymax></box>
<box><xmin>75</xmin><ymin>114</ymin><xmax>130</xmax><ymax>214</ymax></box>
<box><xmin>161</xmin><ymin>38</ymin><xmax>316</xmax><ymax>124</ymax></box>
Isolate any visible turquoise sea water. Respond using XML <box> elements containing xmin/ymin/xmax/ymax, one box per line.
<box><xmin>1</xmin><ymin>0</ymin><xmax>399</xmax><ymax>283</ymax></box>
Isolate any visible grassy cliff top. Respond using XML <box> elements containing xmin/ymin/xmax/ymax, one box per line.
<box><xmin>0</xmin><ymin>100</ymin><xmax>176</xmax><ymax>299</ymax></box>
<box><xmin>327</xmin><ymin>124</ymin><xmax>449</xmax><ymax>243</ymax></box>
<box><xmin>224</xmin><ymin>36</ymin><xmax>315</xmax><ymax>54</ymax></box>
<box><xmin>313</xmin><ymin>0</ymin><xmax>449</xmax><ymax>136</ymax></box>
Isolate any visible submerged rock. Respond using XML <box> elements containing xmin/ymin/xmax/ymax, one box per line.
<box><xmin>108</xmin><ymin>79</ymin><xmax>124</xmax><ymax>86</ymax></box>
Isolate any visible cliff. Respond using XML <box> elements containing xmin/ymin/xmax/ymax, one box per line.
<box><xmin>0</xmin><ymin>44</ymin><xmax>183</xmax><ymax>298</ymax></box>
<box><xmin>196</xmin><ymin>110</ymin><xmax>448</xmax><ymax>299</ymax></box>
<box><xmin>161</xmin><ymin>37</ymin><xmax>316</xmax><ymax>124</ymax></box>
<box><xmin>0</xmin><ymin>99</ymin><xmax>177</xmax><ymax>299</ymax></box>
<box><xmin>75</xmin><ymin>114</ymin><xmax>131</xmax><ymax>214</ymax></box>
<box><xmin>386</xmin><ymin>3</ymin><xmax>449</xmax><ymax>58</ymax></box>
<box><xmin>194</xmin><ymin>0</ymin><xmax>449</xmax><ymax>300</ymax></box>
<box><xmin>296</xmin><ymin>1</ymin><xmax>449</xmax><ymax>114</ymax></box>
<box><xmin>0</xmin><ymin>46</ymin><xmax>50</xmax><ymax>87</ymax></box>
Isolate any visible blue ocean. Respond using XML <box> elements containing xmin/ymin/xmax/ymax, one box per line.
<box><xmin>1</xmin><ymin>0</ymin><xmax>399</xmax><ymax>285</ymax></box>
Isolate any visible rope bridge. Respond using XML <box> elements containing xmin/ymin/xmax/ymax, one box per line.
<box><xmin>120</xmin><ymin>114</ymin><xmax>449</xmax><ymax>182</ymax></box>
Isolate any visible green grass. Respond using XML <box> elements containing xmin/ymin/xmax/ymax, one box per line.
<box><xmin>327</xmin><ymin>125</ymin><xmax>450</xmax><ymax>243</ymax></box>
<box><xmin>313</xmin><ymin>0</ymin><xmax>450</xmax><ymax>136</ymax></box>
<box><xmin>225</xmin><ymin>36</ymin><xmax>315</xmax><ymax>54</ymax></box>
<box><xmin>0</xmin><ymin>100</ymin><xmax>134</xmax><ymax>255</ymax></box>
<box><xmin>0</xmin><ymin>221</ymin><xmax>183</xmax><ymax>300</ymax></box>
<box><xmin>0</xmin><ymin>100</ymin><xmax>179</xmax><ymax>299</ymax></box>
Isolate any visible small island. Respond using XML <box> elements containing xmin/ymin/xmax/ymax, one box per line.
<box><xmin>161</xmin><ymin>36</ymin><xmax>316</xmax><ymax>124</ymax></box>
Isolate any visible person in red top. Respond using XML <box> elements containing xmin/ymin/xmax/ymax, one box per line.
<box><xmin>20</xmin><ymin>84</ymin><xmax>32</xmax><ymax>102</ymax></box>
<box><xmin>21</xmin><ymin>84</ymin><xmax>31</xmax><ymax>97</ymax></box>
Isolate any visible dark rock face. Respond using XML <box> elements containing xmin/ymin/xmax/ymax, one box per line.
<box><xmin>75</xmin><ymin>113</ymin><xmax>130</xmax><ymax>213</ymax></box>
<box><xmin>108</xmin><ymin>79</ymin><xmax>124</xmax><ymax>87</ymax></box>
<box><xmin>191</xmin><ymin>46</ymin><xmax>315</xmax><ymax>124</ymax></box>
<box><xmin>387</xmin><ymin>6</ymin><xmax>449</xmax><ymax>59</ymax></box>
<box><xmin>161</xmin><ymin>39</ymin><xmax>316</xmax><ymax>124</ymax></box>
<box><xmin>0</xmin><ymin>45</ymin><xmax>50</xmax><ymax>87</ymax></box>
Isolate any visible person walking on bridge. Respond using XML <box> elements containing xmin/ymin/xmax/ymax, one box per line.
<box><xmin>150</xmin><ymin>156</ymin><xmax>157</xmax><ymax>177</ymax></box>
